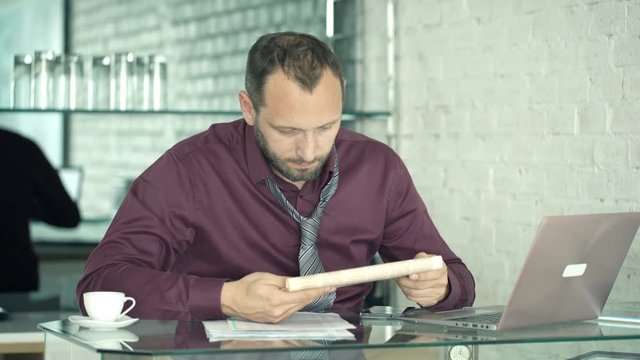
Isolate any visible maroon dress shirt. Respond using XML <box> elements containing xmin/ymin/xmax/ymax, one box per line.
<box><xmin>77</xmin><ymin>119</ymin><xmax>475</xmax><ymax>320</ymax></box>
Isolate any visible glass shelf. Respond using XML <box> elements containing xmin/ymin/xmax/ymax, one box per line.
<box><xmin>0</xmin><ymin>108</ymin><xmax>390</xmax><ymax>119</ymax></box>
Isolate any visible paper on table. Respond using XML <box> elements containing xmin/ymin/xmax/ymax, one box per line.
<box><xmin>228</xmin><ymin>312</ymin><xmax>356</xmax><ymax>331</ymax></box>
<box><xmin>205</xmin><ymin>331</ymin><xmax>354</xmax><ymax>342</ymax></box>
<box><xmin>203</xmin><ymin>312</ymin><xmax>356</xmax><ymax>342</ymax></box>
<box><xmin>286</xmin><ymin>256</ymin><xmax>443</xmax><ymax>291</ymax></box>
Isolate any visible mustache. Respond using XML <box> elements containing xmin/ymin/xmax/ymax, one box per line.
<box><xmin>288</xmin><ymin>158</ymin><xmax>321</xmax><ymax>165</ymax></box>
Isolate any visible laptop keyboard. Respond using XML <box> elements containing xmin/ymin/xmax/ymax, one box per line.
<box><xmin>451</xmin><ymin>312</ymin><xmax>503</xmax><ymax>324</ymax></box>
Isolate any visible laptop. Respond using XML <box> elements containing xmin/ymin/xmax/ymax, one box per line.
<box><xmin>397</xmin><ymin>212</ymin><xmax>640</xmax><ymax>331</ymax></box>
<box><xmin>391</xmin><ymin>316</ymin><xmax>603</xmax><ymax>342</ymax></box>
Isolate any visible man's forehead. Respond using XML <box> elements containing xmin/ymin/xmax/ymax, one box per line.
<box><xmin>258</xmin><ymin>69</ymin><xmax>342</xmax><ymax>127</ymax></box>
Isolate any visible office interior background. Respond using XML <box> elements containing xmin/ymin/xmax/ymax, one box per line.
<box><xmin>1</xmin><ymin>0</ymin><xmax>639</xmax><ymax>315</ymax></box>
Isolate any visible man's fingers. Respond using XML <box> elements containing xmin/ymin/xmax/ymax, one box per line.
<box><xmin>399</xmin><ymin>253</ymin><xmax>450</xmax><ymax>308</ymax></box>
<box><xmin>280</xmin><ymin>286</ymin><xmax>336</xmax><ymax>306</ymax></box>
<box><xmin>402</xmin><ymin>284</ymin><xmax>444</xmax><ymax>297</ymax></box>
<box><xmin>258</xmin><ymin>273</ymin><xmax>288</xmax><ymax>286</ymax></box>
<box><xmin>263</xmin><ymin>287</ymin><xmax>335</xmax><ymax>323</ymax></box>
<box><xmin>400</xmin><ymin>282</ymin><xmax>447</xmax><ymax>298</ymax></box>
<box><xmin>258</xmin><ymin>274</ymin><xmax>333</xmax><ymax>306</ymax></box>
<box><xmin>223</xmin><ymin>272</ymin><xmax>338</xmax><ymax>323</ymax></box>
<box><xmin>398</xmin><ymin>271</ymin><xmax>445</xmax><ymax>288</ymax></box>
<box><xmin>266</xmin><ymin>303</ymin><xmax>304</xmax><ymax>323</ymax></box>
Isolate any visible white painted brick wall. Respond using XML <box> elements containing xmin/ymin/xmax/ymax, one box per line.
<box><xmin>68</xmin><ymin>0</ymin><xmax>326</xmax><ymax>216</ymax></box>
<box><xmin>391</xmin><ymin>0</ymin><xmax>640</xmax><ymax>309</ymax></box>
<box><xmin>68</xmin><ymin>0</ymin><xmax>640</xmax><ymax>314</ymax></box>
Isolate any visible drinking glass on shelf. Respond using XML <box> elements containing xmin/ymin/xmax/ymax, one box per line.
<box><xmin>10</xmin><ymin>54</ymin><xmax>32</xmax><ymax>109</ymax></box>
<box><xmin>150</xmin><ymin>55</ymin><xmax>167</xmax><ymax>110</ymax></box>
<box><xmin>88</xmin><ymin>55</ymin><xmax>111</xmax><ymax>110</ymax></box>
<box><xmin>110</xmin><ymin>52</ymin><xmax>135</xmax><ymax>111</ymax></box>
<box><xmin>134</xmin><ymin>55</ymin><xmax>151</xmax><ymax>110</ymax></box>
<box><xmin>31</xmin><ymin>50</ymin><xmax>55</xmax><ymax>109</ymax></box>
<box><xmin>53</xmin><ymin>54</ymin><xmax>84</xmax><ymax>110</ymax></box>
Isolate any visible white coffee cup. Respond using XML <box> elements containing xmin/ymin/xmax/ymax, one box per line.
<box><xmin>83</xmin><ymin>291</ymin><xmax>136</xmax><ymax>322</ymax></box>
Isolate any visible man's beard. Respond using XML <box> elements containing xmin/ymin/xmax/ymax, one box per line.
<box><xmin>254</xmin><ymin>120</ymin><xmax>329</xmax><ymax>183</ymax></box>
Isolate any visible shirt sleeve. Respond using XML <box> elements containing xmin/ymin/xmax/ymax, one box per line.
<box><xmin>76</xmin><ymin>151</ymin><xmax>226</xmax><ymax>320</ymax></box>
<box><xmin>377</xmin><ymin>152</ymin><xmax>476</xmax><ymax>310</ymax></box>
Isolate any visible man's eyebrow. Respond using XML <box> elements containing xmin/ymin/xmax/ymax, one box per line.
<box><xmin>273</xmin><ymin>118</ymin><xmax>341</xmax><ymax>131</ymax></box>
<box><xmin>318</xmin><ymin>119</ymin><xmax>341</xmax><ymax>127</ymax></box>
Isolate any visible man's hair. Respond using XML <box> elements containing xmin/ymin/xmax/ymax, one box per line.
<box><xmin>245</xmin><ymin>31</ymin><xmax>344</xmax><ymax>112</ymax></box>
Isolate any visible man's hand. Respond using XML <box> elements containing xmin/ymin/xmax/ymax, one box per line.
<box><xmin>220</xmin><ymin>272</ymin><xmax>335</xmax><ymax>323</ymax></box>
<box><xmin>396</xmin><ymin>252</ymin><xmax>449</xmax><ymax>307</ymax></box>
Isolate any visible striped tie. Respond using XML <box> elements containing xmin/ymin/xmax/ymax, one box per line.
<box><xmin>264</xmin><ymin>150</ymin><xmax>339</xmax><ymax>311</ymax></box>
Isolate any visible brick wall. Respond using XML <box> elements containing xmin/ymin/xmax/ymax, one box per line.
<box><xmin>390</xmin><ymin>0</ymin><xmax>640</xmax><ymax>308</ymax></box>
<box><xmin>68</xmin><ymin>0</ymin><xmax>640</xmax><ymax>312</ymax></box>
<box><xmin>68</xmin><ymin>0</ymin><xmax>327</xmax><ymax>216</ymax></box>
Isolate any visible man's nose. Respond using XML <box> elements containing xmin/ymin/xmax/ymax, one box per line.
<box><xmin>296</xmin><ymin>132</ymin><xmax>317</xmax><ymax>163</ymax></box>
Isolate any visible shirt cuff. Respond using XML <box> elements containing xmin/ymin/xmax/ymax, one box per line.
<box><xmin>426</xmin><ymin>269</ymin><xmax>460</xmax><ymax>312</ymax></box>
<box><xmin>186</xmin><ymin>276</ymin><xmax>227</xmax><ymax>320</ymax></box>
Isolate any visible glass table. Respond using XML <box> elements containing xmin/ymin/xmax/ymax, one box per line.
<box><xmin>38</xmin><ymin>304</ymin><xmax>640</xmax><ymax>360</ymax></box>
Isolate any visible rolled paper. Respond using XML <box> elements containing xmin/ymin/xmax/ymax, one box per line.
<box><xmin>286</xmin><ymin>256</ymin><xmax>444</xmax><ymax>291</ymax></box>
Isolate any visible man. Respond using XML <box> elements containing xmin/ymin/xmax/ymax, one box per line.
<box><xmin>1</xmin><ymin>129</ymin><xmax>80</xmax><ymax>292</ymax></box>
<box><xmin>77</xmin><ymin>32</ymin><xmax>475</xmax><ymax>322</ymax></box>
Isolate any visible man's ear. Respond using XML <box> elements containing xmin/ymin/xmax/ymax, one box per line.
<box><xmin>239</xmin><ymin>91</ymin><xmax>257</xmax><ymax>126</ymax></box>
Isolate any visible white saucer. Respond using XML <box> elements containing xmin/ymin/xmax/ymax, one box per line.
<box><xmin>68</xmin><ymin>315</ymin><xmax>139</xmax><ymax>330</ymax></box>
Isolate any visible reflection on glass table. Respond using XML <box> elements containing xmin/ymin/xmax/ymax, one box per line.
<box><xmin>74</xmin><ymin>328</ymin><xmax>139</xmax><ymax>351</ymax></box>
<box><xmin>37</xmin><ymin>305</ymin><xmax>640</xmax><ymax>359</ymax></box>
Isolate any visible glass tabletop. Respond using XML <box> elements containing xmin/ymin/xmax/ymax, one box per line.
<box><xmin>37</xmin><ymin>304</ymin><xmax>640</xmax><ymax>357</ymax></box>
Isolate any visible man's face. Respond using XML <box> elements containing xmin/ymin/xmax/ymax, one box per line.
<box><xmin>243</xmin><ymin>70</ymin><xmax>342</xmax><ymax>188</ymax></box>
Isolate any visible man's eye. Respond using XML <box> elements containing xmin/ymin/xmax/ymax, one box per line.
<box><xmin>281</xmin><ymin>129</ymin><xmax>298</xmax><ymax>135</ymax></box>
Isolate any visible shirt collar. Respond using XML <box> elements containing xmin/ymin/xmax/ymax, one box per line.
<box><xmin>244</xmin><ymin>120</ymin><xmax>337</xmax><ymax>189</ymax></box>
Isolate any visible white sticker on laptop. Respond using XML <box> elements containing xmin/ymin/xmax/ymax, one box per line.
<box><xmin>562</xmin><ymin>263</ymin><xmax>587</xmax><ymax>278</ymax></box>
